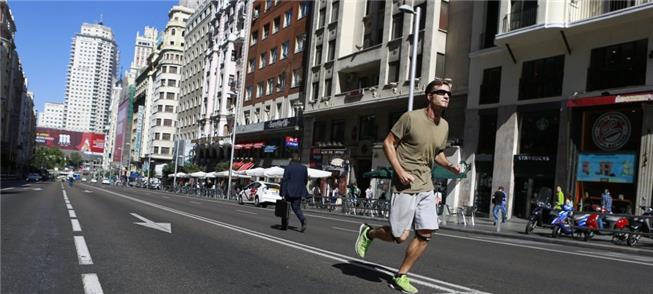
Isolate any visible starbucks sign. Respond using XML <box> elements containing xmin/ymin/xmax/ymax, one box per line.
<box><xmin>592</xmin><ymin>112</ymin><xmax>631</xmax><ymax>151</ymax></box>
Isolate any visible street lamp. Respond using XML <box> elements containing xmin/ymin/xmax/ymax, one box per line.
<box><xmin>399</xmin><ymin>4</ymin><xmax>421</xmax><ymax>111</ymax></box>
<box><xmin>227</xmin><ymin>90</ymin><xmax>241</xmax><ymax>199</ymax></box>
<box><xmin>293</xmin><ymin>100</ymin><xmax>304</xmax><ymax>159</ymax></box>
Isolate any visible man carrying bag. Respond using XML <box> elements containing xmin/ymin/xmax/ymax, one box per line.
<box><xmin>278</xmin><ymin>153</ymin><xmax>308</xmax><ymax>232</ymax></box>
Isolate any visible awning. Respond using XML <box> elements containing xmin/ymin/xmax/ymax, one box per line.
<box><xmin>237</xmin><ymin>162</ymin><xmax>255</xmax><ymax>171</ymax></box>
<box><xmin>234</xmin><ymin>144</ymin><xmax>244</xmax><ymax>150</ymax></box>
<box><xmin>253</xmin><ymin>142</ymin><xmax>265</xmax><ymax>149</ymax></box>
<box><xmin>566</xmin><ymin>92</ymin><xmax>653</xmax><ymax>108</ymax></box>
<box><xmin>232</xmin><ymin>161</ymin><xmax>244</xmax><ymax>169</ymax></box>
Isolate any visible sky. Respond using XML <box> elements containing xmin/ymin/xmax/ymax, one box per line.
<box><xmin>10</xmin><ymin>0</ymin><xmax>178</xmax><ymax>113</ymax></box>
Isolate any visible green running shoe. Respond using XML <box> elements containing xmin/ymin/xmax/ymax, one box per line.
<box><xmin>391</xmin><ymin>274</ymin><xmax>418</xmax><ymax>294</ymax></box>
<box><xmin>354</xmin><ymin>223</ymin><xmax>372</xmax><ymax>258</ymax></box>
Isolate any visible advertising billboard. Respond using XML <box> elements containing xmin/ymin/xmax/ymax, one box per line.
<box><xmin>576</xmin><ymin>153</ymin><xmax>636</xmax><ymax>183</ymax></box>
<box><xmin>113</xmin><ymin>98</ymin><xmax>131</xmax><ymax>163</ymax></box>
<box><xmin>35</xmin><ymin>128</ymin><xmax>105</xmax><ymax>155</ymax></box>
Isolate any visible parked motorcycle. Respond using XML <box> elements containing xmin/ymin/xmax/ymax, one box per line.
<box><xmin>525</xmin><ymin>201</ymin><xmax>553</xmax><ymax>234</ymax></box>
<box><xmin>551</xmin><ymin>204</ymin><xmax>574</xmax><ymax>238</ymax></box>
<box><xmin>627</xmin><ymin>206</ymin><xmax>653</xmax><ymax>247</ymax></box>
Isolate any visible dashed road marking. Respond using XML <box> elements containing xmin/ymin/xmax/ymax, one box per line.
<box><xmin>73</xmin><ymin>236</ymin><xmax>93</xmax><ymax>265</ymax></box>
<box><xmin>69</xmin><ymin>210</ymin><xmax>77</xmax><ymax>218</ymax></box>
<box><xmin>66</xmin><ymin>204</ymin><xmax>73</xmax><ymax>209</ymax></box>
<box><xmin>81</xmin><ymin>273</ymin><xmax>104</xmax><ymax>294</ymax></box>
<box><xmin>71</xmin><ymin>219</ymin><xmax>82</xmax><ymax>232</ymax></box>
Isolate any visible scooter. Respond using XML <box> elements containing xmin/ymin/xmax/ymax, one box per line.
<box><xmin>524</xmin><ymin>201</ymin><xmax>553</xmax><ymax>234</ymax></box>
<box><xmin>627</xmin><ymin>206</ymin><xmax>652</xmax><ymax>247</ymax></box>
<box><xmin>551</xmin><ymin>204</ymin><xmax>574</xmax><ymax>238</ymax></box>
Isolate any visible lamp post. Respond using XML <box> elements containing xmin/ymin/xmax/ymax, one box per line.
<box><xmin>293</xmin><ymin>100</ymin><xmax>304</xmax><ymax>159</ymax></box>
<box><xmin>173</xmin><ymin>139</ymin><xmax>180</xmax><ymax>189</ymax></box>
<box><xmin>227</xmin><ymin>90</ymin><xmax>240</xmax><ymax>200</ymax></box>
<box><xmin>399</xmin><ymin>4</ymin><xmax>421</xmax><ymax>111</ymax></box>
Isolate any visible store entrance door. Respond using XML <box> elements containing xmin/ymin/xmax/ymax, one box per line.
<box><xmin>514</xmin><ymin>177</ymin><xmax>553</xmax><ymax>219</ymax></box>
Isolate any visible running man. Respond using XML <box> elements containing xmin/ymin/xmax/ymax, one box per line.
<box><xmin>354</xmin><ymin>78</ymin><xmax>460</xmax><ymax>293</ymax></box>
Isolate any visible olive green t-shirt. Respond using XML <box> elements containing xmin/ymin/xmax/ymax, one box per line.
<box><xmin>390</xmin><ymin>109</ymin><xmax>448</xmax><ymax>193</ymax></box>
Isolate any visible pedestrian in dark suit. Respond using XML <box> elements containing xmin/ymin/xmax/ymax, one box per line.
<box><xmin>281</xmin><ymin>153</ymin><xmax>309</xmax><ymax>232</ymax></box>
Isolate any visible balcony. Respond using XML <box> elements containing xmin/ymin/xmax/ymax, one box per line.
<box><xmin>502</xmin><ymin>7</ymin><xmax>537</xmax><ymax>32</ymax></box>
<box><xmin>567</xmin><ymin>0</ymin><xmax>652</xmax><ymax>23</ymax></box>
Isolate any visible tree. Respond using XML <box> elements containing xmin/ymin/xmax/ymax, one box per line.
<box><xmin>215</xmin><ymin>161</ymin><xmax>230</xmax><ymax>171</ymax></box>
<box><xmin>30</xmin><ymin>147</ymin><xmax>66</xmax><ymax>170</ymax></box>
<box><xmin>182</xmin><ymin>163</ymin><xmax>200</xmax><ymax>173</ymax></box>
<box><xmin>68</xmin><ymin>152</ymin><xmax>84</xmax><ymax>168</ymax></box>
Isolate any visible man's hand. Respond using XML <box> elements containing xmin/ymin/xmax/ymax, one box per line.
<box><xmin>396</xmin><ymin>170</ymin><xmax>415</xmax><ymax>185</ymax></box>
<box><xmin>447</xmin><ymin>163</ymin><xmax>461</xmax><ymax>175</ymax></box>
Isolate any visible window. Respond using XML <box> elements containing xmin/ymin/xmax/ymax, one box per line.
<box><xmin>248</xmin><ymin>58</ymin><xmax>256</xmax><ymax>73</ymax></box>
<box><xmin>246</xmin><ymin>86</ymin><xmax>253</xmax><ymax>100</ymax></box>
<box><xmin>165</xmin><ymin>105</ymin><xmax>174</xmax><ymax>112</ymax></box>
<box><xmin>586</xmin><ymin>39</ymin><xmax>647</xmax><ymax>91</ymax></box>
<box><xmin>259</xmin><ymin>53</ymin><xmax>267</xmax><ymax>68</ymax></box>
<box><xmin>284</xmin><ymin>9</ymin><xmax>292</xmax><ymax>27</ymax></box>
<box><xmin>312</xmin><ymin>82</ymin><xmax>319</xmax><ymax>100</ymax></box>
<box><xmin>169</xmin><ymin>66</ymin><xmax>178</xmax><ymax>74</ymax></box>
<box><xmin>436</xmin><ymin>53</ymin><xmax>445</xmax><ymax>78</ymax></box>
<box><xmin>331</xmin><ymin>1</ymin><xmax>339</xmax><ymax>23</ymax></box>
<box><xmin>281</xmin><ymin>41</ymin><xmax>289</xmax><ymax>59</ymax></box>
<box><xmin>265</xmin><ymin>0</ymin><xmax>272</xmax><ymax>11</ymax></box>
<box><xmin>157</xmin><ymin>105</ymin><xmax>163</xmax><ymax>112</ymax></box>
<box><xmin>153</xmin><ymin>147</ymin><xmax>159</xmax><ymax>154</ymax></box>
<box><xmin>331</xmin><ymin>120</ymin><xmax>345</xmax><ymax>142</ymax></box>
<box><xmin>250</xmin><ymin>31</ymin><xmax>258</xmax><ymax>46</ymax></box>
<box><xmin>155</xmin><ymin>133</ymin><xmax>161</xmax><ymax>140</ymax></box>
<box><xmin>327</xmin><ymin>40</ymin><xmax>336</xmax><ymax>61</ymax></box>
<box><xmin>295</xmin><ymin>34</ymin><xmax>305</xmax><ymax>53</ymax></box>
<box><xmin>262</xmin><ymin>24</ymin><xmax>270</xmax><ymax>39</ymax></box>
<box><xmin>163</xmin><ymin>119</ymin><xmax>173</xmax><ymax>126</ymax></box>
<box><xmin>392</xmin><ymin>14</ymin><xmax>403</xmax><ymax>39</ymax></box>
<box><xmin>388</xmin><ymin>61</ymin><xmax>400</xmax><ymax>84</ymax></box>
<box><xmin>324</xmin><ymin>79</ymin><xmax>332</xmax><ymax>97</ymax></box>
<box><xmin>278</xmin><ymin>72</ymin><xmax>286</xmax><ymax>91</ymax></box>
<box><xmin>273</xmin><ymin>17</ymin><xmax>280</xmax><ymax>33</ymax></box>
<box><xmin>167</xmin><ymin>80</ymin><xmax>176</xmax><ymax>87</ymax></box>
<box><xmin>161</xmin><ymin>147</ymin><xmax>170</xmax><ymax>155</ymax></box>
<box><xmin>257</xmin><ymin>82</ymin><xmax>265</xmax><ymax>97</ymax></box>
<box><xmin>299</xmin><ymin>2</ymin><xmax>310</xmax><ymax>19</ymax></box>
<box><xmin>162</xmin><ymin>133</ymin><xmax>171</xmax><ymax>140</ymax></box>
<box><xmin>319</xmin><ymin>7</ymin><xmax>326</xmax><ymax>27</ymax></box>
<box><xmin>162</xmin><ymin>66</ymin><xmax>168</xmax><ymax>73</ymax></box>
<box><xmin>359</xmin><ymin>115</ymin><xmax>376</xmax><ymax>140</ymax></box>
<box><xmin>480</xmin><ymin>67</ymin><xmax>501</xmax><ymax>104</ymax></box>
<box><xmin>519</xmin><ymin>55</ymin><xmax>564</xmax><ymax>100</ymax></box>
<box><xmin>159</xmin><ymin>92</ymin><xmax>165</xmax><ymax>100</ymax></box>
<box><xmin>477</xmin><ymin>111</ymin><xmax>497</xmax><ymax>154</ymax></box>
<box><xmin>156</xmin><ymin>118</ymin><xmax>162</xmax><ymax>126</ymax></box>
<box><xmin>167</xmin><ymin>92</ymin><xmax>175</xmax><ymax>100</ymax></box>
<box><xmin>439</xmin><ymin>1</ymin><xmax>449</xmax><ymax>31</ymax></box>
<box><xmin>417</xmin><ymin>2</ymin><xmax>426</xmax><ymax>31</ymax></box>
<box><xmin>253</xmin><ymin>5</ymin><xmax>260</xmax><ymax>19</ymax></box>
<box><xmin>267</xmin><ymin>79</ymin><xmax>275</xmax><ymax>95</ymax></box>
<box><xmin>314</xmin><ymin>45</ymin><xmax>322</xmax><ymax>66</ymax></box>
<box><xmin>292</xmin><ymin>69</ymin><xmax>303</xmax><ymax>87</ymax></box>
<box><xmin>160</xmin><ymin>79</ymin><xmax>166</xmax><ymax>86</ymax></box>
<box><xmin>270</xmin><ymin>47</ymin><xmax>278</xmax><ymax>64</ymax></box>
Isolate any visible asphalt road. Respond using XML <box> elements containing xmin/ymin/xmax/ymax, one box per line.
<box><xmin>2</xmin><ymin>181</ymin><xmax>652</xmax><ymax>293</ymax></box>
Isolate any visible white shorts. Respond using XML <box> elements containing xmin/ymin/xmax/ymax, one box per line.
<box><xmin>388</xmin><ymin>191</ymin><xmax>438</xmax><ymax>238</ymax></box>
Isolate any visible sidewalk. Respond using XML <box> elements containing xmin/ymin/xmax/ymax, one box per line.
<box><xmin>304</xmin><ymin>206</ymin><xmax>653</xmax><ymax>257</ymax></box>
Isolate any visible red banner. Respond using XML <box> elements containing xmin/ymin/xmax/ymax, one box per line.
<box><xmin>35</xmin><ymin>128</ymin><xmax>105</xmax><ymax>155</ymax></box>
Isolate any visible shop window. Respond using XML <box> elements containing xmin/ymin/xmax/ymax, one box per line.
<box><xmin>518</xmin><ymin>110</ymin><xmax>559</xmax><ymax>156</ymax></box>
<box><xmin>519</xmin><ymin>55</ymin><xmax>564</xmax><ymax>100</ymax></box>
<box><xmin>359</xmin><ymin>115</ymin><xmax>376</xmax><ymax>140</ymax></box>
<box><xmin>480</xmin><ymin>67</ymin><xmax>501</xmax><ymax>104</ymax></box>
<box><xmin>586</xmin><ymin>39</ymin><xmax>647</xmax><ymax>91</ymax></box>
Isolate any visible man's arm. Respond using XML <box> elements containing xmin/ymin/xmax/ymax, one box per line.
<box><xmin>383</xmin><ymin>132</ymin><xmax>414</xmax><ymax>185</ymax></box>
<box><xmin>435</xmin><ymin>151</ymin><xmax>461</xmax><ymax>175</ymax></box>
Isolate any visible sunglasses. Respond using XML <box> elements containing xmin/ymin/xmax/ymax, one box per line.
<box><xmin>430</xmin><ymin>89</ymin><xmax>451</xmax><ymax>96</ymax></box>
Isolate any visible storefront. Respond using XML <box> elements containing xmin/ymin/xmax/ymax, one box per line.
<box><xmin>233</xmin><ymin>117</ymin><xmax>302</xmax><ymax>168</ymax></box>
<box><xmin>567</xmin><ymin>92</ymin><xmax>652</xmax><ymax>214</ymax></box>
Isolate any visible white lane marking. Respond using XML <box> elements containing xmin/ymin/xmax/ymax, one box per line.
<box><xmin>577</xmin><ymin>250</ymin><xmax>653</xmax><ymax>263</ymax></box>
<box><xmin>66</xmin><ymin>204</ymin><xmax>73</xmax><ymax>209</ymax></box>
<box><xmin>81</xmin><ymin>273</ymin><xmax>104</xmax><ymax>294</ymax></box>
<box><xmin>1</xmin><ymin>187</ymin><xmax>15</xmax><ymax>191</ymax></box>
<box><xmin>332</xmin><ymin>226</ymin><xmax>358</xmax><ymax>233</ymax></box>
<box><xmin>69</xmin><ymin>210</ymin><xmax>77</xmax><ymax>218</ymax></box>
<box><xmin>236</xmin><ymin>210</ymin><xmax>257</xmax><ymax>215</ymax></box>
<box><xmin>190</xmin><ymin>201</ymin><xmax>201</xmax><ymax>204</ymax></box>
<box><xmin>71</xmin><ymin>219</ymin><xmax>82</xmax><ymax>232</ymax></box>
<box><xmin>73</xmin><ymin>236</ymin><xmax>93</xmax><ymax>265</ymax></box>
<box><xmin>65</xmin><ymin>200</ymin><xmax>70</xmax><ymax>204</ymax></box>
<box><xmin>91</xmin><ymin>187</ymin><xmax>483</xmax><ymax>293</ymax></box>
<box><xmin>63</xmin><ymin>190</ymin><xmax>68</xmax><ymax>198</ymax></box>
<box><xmin>83</xmin><ymin>190</ymin><xmax>93</xmax><ymax>193</ymax></box>
<box><xmin>437</xmin><ymin>232</ymin><xmax>653</xmax><ymax>267</ymax></box>
<box><xmin>130</xmin><ymin>213</ymin><xmax>172</xmax><ymax>234</ymax></box>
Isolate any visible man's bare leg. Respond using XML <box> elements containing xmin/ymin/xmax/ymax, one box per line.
<box><xmin>397</xmin><ymin>230</ymin><xmax>431</xmax><ymax>274</ymax></box>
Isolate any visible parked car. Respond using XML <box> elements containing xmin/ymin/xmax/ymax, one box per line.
<box><xmin>238</xmin><ymin>181</ymin><xmax>282</xmax><ymax>207</ymax></box>
<box><xmin>81</xmin><ymin>178</ymin><xmax>87</xmax><ymax>182</ymax></box>
<box><xmin>90</xmin><ymin>178</ymin><xmax>98</xmax><ymax>183</ymax></box>
<box><xmin>101</xmin><ymin>178</ymin><xmax>111</xmax><ymax>185</ymax></box>
<box><xmin>26</xmin><ymin>173</ymin><xmax>42</xmax><ymax>182</ymax></box>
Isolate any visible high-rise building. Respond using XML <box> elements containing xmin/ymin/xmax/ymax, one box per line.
<box><xmin>63</xmin><ymin>22</ymin><xmax>118</xmax><ymax>133</ymax></box>
<box><xmin>177</xmin><ymin>0</ymin><xmax>214</xmax><ymax>141</ymax></box>
<box><xmin>131</xmin><ymin>27</ymin><xmax>159</xmax><ymax>71</ymax></box>
<box><xmin>37</xmin><ymin>102</ymin><xmax>65</xmax><ymax>129</ymax></box>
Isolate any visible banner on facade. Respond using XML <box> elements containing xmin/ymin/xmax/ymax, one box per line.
<box><xmin>285</xmin><ymin>136</ymin><xmax>299</xmax><ymax>149</ymax></box>
<box><xmin>576</xmin><ymin>153</ymin><xmax>636</xmax><ymax>183</ymax></box>
<box><xmin>35</xmin><ymin>128</ymin><xmax>105</xmax><ymax>155</ymax></box>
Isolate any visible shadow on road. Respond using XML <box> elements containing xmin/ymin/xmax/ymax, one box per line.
<box><xmin>269</xmin><ymin>224</ymin><xmax>299</xmax><ymax>231</ymax></box>
<box><xmin>332</xmin><ymin>261</ymin><xmax>393</xmax><ymax>284</ymax></box>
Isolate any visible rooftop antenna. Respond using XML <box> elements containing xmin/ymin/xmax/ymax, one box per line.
<box><xmin>99</xmin><ymin>14</ymin><xmax>104</xmax><ymax>25</ymax></box>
